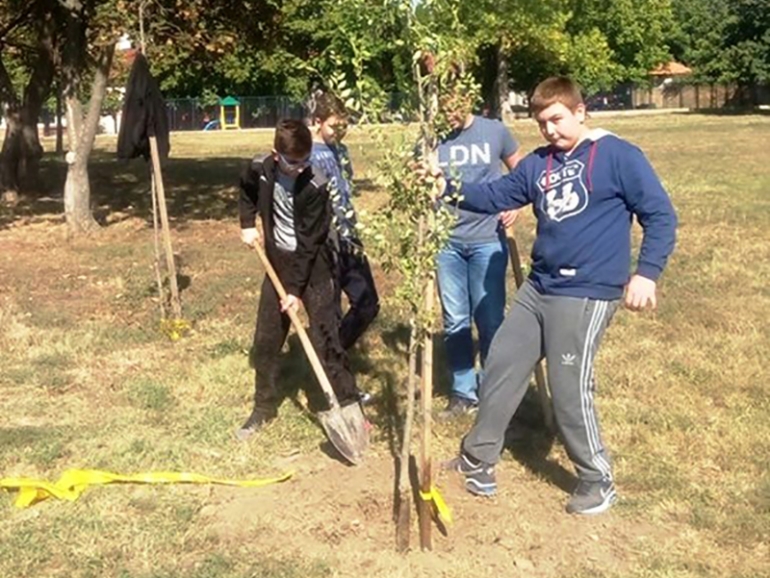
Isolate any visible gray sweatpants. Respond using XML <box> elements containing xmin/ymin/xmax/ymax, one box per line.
<box><xmin>462</xmin><ymin>280</ymin><xmax>619</xmax><ymax>483</ymax></box>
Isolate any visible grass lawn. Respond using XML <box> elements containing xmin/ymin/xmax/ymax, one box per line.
<box><xmin>0</xmin><ymin>113</ymin><xmax>769</xmax><ymax>577</ymax></box>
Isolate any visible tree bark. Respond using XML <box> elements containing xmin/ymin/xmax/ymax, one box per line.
<box><xmin>63</xmin><ymin>160</ymin><xmax>93</xmax><ymax>231</ymax></box>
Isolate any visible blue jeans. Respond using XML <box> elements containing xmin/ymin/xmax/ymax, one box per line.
<box><xmin>436</xmin><ymin>238</ymin><xmax>508</xmax><ymax>403</ymax></box>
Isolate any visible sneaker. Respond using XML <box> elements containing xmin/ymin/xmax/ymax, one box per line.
<box><xmin>235</xmin><ymin>407</ymin><xmax>276</xmax><ymax>441</ymax></box>
<box><xmin>357</xmin><ymin>391</ymin><xmax>373</xmax><ymax>405</ymax></box>
<box><xmin>438</xmin><ymin>397</ymin><xmax>478</xmax><ymax>421</ymax></box>
<box><xmin>446</xmin><ymin>451</ymin><xmax>497</xmax><ymax>497</ymax></box>
<box><xmin>565</xmin><ymin>478</ymin><xmax>617</xmax><ymax>515</ymax></box>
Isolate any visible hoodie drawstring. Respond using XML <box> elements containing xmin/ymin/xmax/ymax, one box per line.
<box><xmin>586</xmin><ymin>141</ymin><xmax>597</xmax><ymax>193</ymax></box>
<box><xmin>546</xmin><ymin>141</ymin><xmax>598</xmax><ymax>194</ymax></box>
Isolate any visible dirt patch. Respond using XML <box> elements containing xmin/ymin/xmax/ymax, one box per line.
<box><xmin>199</xmin><ymin>451</ymin><xmax>675</xmax><ymax>577</ymax></box>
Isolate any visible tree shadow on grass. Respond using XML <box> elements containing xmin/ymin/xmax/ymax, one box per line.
<box><xmin>0</xmin><ymin>425</ymin><xmax>73</xmax><ymax>467</ymax></box>
<box><xmin>1</xmin><ymin>150</ymin><xmax>253</xmax><ymax>230</ymax></box>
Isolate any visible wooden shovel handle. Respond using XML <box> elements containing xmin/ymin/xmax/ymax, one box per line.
<box><xmin>252</xmin><ymin>242</ymin><xmax>339</xmax><ymax>410</ymax></box>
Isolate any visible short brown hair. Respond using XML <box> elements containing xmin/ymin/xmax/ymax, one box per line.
<box><xmin>274</xmin><ymin>119</ymin><xmax>312</xmax><ymax>157</ymax></box>
<box><xmin>311</xmin><ymin>91</ymin><xmax>347</xmax><ymax>122</ymax></box>
<box><xmin>530</xmin><ymin>77</ymin><xmax>584</xmax><ymax>115</ymax></box>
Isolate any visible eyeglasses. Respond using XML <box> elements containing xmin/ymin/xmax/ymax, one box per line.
<box><xmin>277</xmin><ymin>152</ymin><xmax>311</xmax><ymax>172</ymax></box>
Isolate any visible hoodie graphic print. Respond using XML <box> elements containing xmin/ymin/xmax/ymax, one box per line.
<box><xmin>446</xmin><ymin>131</ymin><xmax>677</xmax><ymax>300</ymax></box>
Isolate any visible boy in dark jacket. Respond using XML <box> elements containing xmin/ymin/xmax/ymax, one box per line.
<box><xmin>237</xmin><ymin>119</ymin><xmax>361</xmax><ymax>440</ymax></box>
<box><xmin>430</xmin><ymin>77</ymin><xmax>678</xmax><ymax>514</ymax></box>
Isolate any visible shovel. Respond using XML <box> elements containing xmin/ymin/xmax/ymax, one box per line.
<box><xmin>252</xmin><ymin>242</ymin><xmax>369</xmax><ymax>465</ymax></box>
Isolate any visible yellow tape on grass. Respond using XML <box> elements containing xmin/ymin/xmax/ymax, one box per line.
<box><xmin>0</xmin><ymin>469</ymin><xmax>293</xmax><ymax>508</ymax></box>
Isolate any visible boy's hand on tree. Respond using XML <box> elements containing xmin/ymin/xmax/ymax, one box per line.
<box><xmin>280</xmin><ymin>294</ymin><xmax>301</xmax><ymax>313</ymax></box>
<box><xmin>624</xmin><ymin>275</ymin><xmax>657</xmax><ymax>311</ymax></box>
<box><xmin>241</xmin><ymin>227</ymin><xmax>261</xmax><ymax>247</ymax></box>
<box><xmin>500</xmin><ymin>209</ymin><xmax>520</xmax><ymax>228</ymax></box>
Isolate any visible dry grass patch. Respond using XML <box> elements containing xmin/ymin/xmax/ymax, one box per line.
<box><xmin>1</xmin><ymin>114</ymin><xmax>768</xmax><ymax>577</ymax></box>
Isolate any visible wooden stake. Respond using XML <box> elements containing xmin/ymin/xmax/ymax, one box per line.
<box><xmin>413</xmin><ymin>53</ymin><xmax>438</xmax><ymax>551</ymax></box>
<box><xmin>149</xmin><ymin>135</ymin><xmax>182</xmax><ymax>320</ymax></box>
<box><xmin>396</xmin><ymin>322</ymin><xmax>418</xmax><ymax>552</ymax></box>
<box><xmin>150</xmin><ymin>172</ymin><xmax>166</xmax><ymax>318</ymax></box>
<box><xmin>419</xmin><ymin>263</ymin><xmax>435</xmax><ymax>551</ymax></box>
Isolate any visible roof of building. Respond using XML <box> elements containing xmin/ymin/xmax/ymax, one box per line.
<box><xmin>649</xmin><ymin>61</ymin><xmax>693</xmax><ymax>76</ymax></box>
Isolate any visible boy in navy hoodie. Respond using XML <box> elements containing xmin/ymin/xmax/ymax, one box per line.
<box><xmin>432</xmin><ymin>77</ymin><xmax>677</xmax><ymax>514</ymax></box>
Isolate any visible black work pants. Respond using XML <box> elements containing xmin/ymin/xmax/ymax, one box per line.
<box><xmin>252</xmin><ymin>247</ymin><xmax>359</xmax><ymax>412</ymax></box>
<box><xmin>337</xmin><ymin>247</ymin><xmax>380</xmax><ymax>350</ymax></box>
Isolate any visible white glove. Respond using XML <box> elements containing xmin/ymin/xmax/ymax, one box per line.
<box><xmin>240</xmin><ymin>227</ymin><xmax>261</xmax><ymax>247</ymax></box>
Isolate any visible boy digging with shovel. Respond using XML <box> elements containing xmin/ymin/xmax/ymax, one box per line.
<box><xmin>237</xmin><ymin>119</ymin><xmax>366</xmax><ymax>456</ymax></box>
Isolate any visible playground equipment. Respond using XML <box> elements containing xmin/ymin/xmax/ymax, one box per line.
<box><xmin>219</xmin><ymin>96</ymin><xmax>241</xmax><ymax>129</ymax></box>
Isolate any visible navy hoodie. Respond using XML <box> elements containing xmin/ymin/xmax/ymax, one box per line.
<box><xmin>446</xmin><ymin>130</ymin><xmax>677</xmax><ymax>300</ymax></box>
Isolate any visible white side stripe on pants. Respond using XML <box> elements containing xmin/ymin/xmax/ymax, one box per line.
<box><xmin>579</xmin><ymin>300</ymin><xmax>612</xmax><ymax>479</ymax></box>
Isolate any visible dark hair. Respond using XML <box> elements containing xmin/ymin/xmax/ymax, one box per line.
<box><xmin>309</xmin><ymin>90</ymin><xmax>347</xmax><ymax>122</ymax></box>
<box><xmin>273</xmin><ymin>119</ymin><xmax>312</xmax><ymax>157</ymax></box>
<box><xmin>530</xmin><ymin>76</ymin><xmax>584</xmax><ymax>115</ymax></box>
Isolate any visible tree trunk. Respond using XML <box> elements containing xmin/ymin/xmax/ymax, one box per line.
<box><xmin>63</xmin><ymin>159</ymin><xmax>95</xmax><ymax>232</ymax></box>
<box><xmin>17</xmin><ymin>111</ymin><xmax>45</xmax><ymax>191</ymax></box>
<box><xmin>493</xmin><ymin>41</ymin><xmax>511</xmax><ymax>123</ymax></box>
<box><xmin>0</xmin><ymin>112</ymin><xmax>22</xmax><ymax>204</ymax></box>
<box><xmin>0</xmin><ymin>56</ymin><xmax>22</xmax><ymax>199</ymax></box>
<box><xmin>56</xmin><ymin>82</ymin><xmax>64</xmax><ymax>154</ymax></box>
<box><xmin>62</xmin><ymin>44</ymin><xmax>115</xmax><ymax>234</ymax></box>
<box><xmin>0</xmin><ymin>109</ymin><xmax>48</xmax><ymax>195</ymax></box>
<box><xmin>0</xmin><ymin>7</ymin><xmax>56</xmax><ymax>195</ymax></box>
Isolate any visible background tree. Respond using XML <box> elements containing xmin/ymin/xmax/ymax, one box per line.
<box><xmin>0</xmin><ymin>0</ymin><xmax>58</xmax><ymax>199</ymax></box>
<box><xmin>132</xmin><ymin>0</ymin><xmax>409</xmax><ymax>101</ymax></box>
<box><xmin>722</xmin><ymin>0</ymin><xmax>770</xmax><ymax>85</ymax></box>
<box><xmin>459</xmin><ymin>0</ymin><xmax>571</xmax><ymax>115</ymax></box>
<box><xmin>668</xmin><ymin>0</ymin><xmax>770</xmax><ymax>86</ymax></box>
<box><xmin>567</xmin><ymin>0</ymin><xmax>674</xmax><ymax>84</ymax></box>
<box><xmin>59</xmin><ymin>0</ymin><xmax>122</xmax><ymax>233</ymax></box>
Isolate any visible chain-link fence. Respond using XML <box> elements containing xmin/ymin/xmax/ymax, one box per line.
<box><xmin>165</xmin><ymin>96</ymin><xmax>307</xmax><ymax>131</ymax></box>
<box><xmin>164</xmin><ymin>93</ymin><xmax>414</xmax><ymax>132</ymax></box>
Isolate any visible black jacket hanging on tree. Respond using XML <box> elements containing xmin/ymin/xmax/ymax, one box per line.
<box><xmin>116</xmin><ymin>52</ymin><xmax>170</xmax><ymax>160</ymax></box>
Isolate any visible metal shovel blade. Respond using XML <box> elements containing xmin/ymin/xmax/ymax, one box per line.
<box><xmin>317</xmin><ymin>402</ymin><xmax>369</xmax><ymax>465</ymax></box>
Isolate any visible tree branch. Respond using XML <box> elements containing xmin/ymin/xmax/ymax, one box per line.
<box><xmin>0</xmin><ymin>0</ymin><xmax>42</xmax><ymax>43</ymax></box>
<box><xmin>75</xmin><ymin>43</ymin><xmax>115</xmax><ymax>157</ymax></box>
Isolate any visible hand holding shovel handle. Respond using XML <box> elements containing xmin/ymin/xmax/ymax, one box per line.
<box><xmin>252</xmin><ymin>242</ymin><xmax>368</xmax><ymax>464</ymax></box>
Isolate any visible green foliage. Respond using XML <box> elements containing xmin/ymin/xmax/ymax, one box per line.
<box><xmin>133</xmin><ymin>0</ymin><xmax>412</xmax><ymax>100</ymax></box>
<box><xmin>562</xmin><ymin>28</ymin><xmax>623</xmax><ymax>94</ymax></box>
<box><xmin>669</xmin><ymin>0</ymin><xmax>770</xmax><ymax>85</ymax></box>
<box><xmin>668</xmin><ymin>0</ymin><xmax>728</xmax><ymax>82</ymax></box>
<box><xmin>344</xmin><ymin>0</ymin><xmax>472</xmax><ymax>339</ymax></box>
<box><xmin>567</xmin><ymin>0</ymin><xmax>674</xmax><ymax>84</ymax></box>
